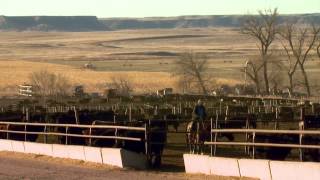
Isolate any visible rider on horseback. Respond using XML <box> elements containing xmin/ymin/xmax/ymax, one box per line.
<box><xmin>192</xmin><ymin>99</ymin><xmax>207</xmax><ymax>132</ymax></box>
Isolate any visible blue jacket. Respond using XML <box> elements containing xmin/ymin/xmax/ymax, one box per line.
<box><xmin>193</xmin><ymin>105</ymin><xmax>207</xmax><ymax>120</ymax></box>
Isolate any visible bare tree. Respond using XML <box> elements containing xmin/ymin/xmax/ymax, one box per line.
<box><xmin>29</xmin><ymin>70</ymin><xmax>71</xmax><ymax>97</ymax></box>
<box><xmin>280</xmin><ymin>23</ymin><xmax>320</xmax><ymax>96</ymax></box>
<box><xmin>280</xmin><ymin>23</ymin><xmax>300</xmax><ymax>95</ymax></box>
<box><xmin>176</xmin><ymin>75</ymin><xmax>193</xmax><ymax>94</ymax></box>
<box><xmin>242</xmin><ymin>8</ymin><xmax>279</xmax><ymax>94</ymax></box>
<box><xmin>175</xmin><ymin>52</ymin><xmax>211</xmax><ymax>95</ymax></box>
<box><xmin>110</xmin><ymin>75</ymin><xmax>133</xmax><ymax>97</ymax></box>
<box><xmin>242</xmin><ymin>57</ymin><xmax>263</xmax><ymax>94</ymax></box>
<box><xmin>317</xmin><ymin>42</ymin><xmax>320</xmax><ymax>58</ymax></box>
<box><xmin>268</xmin><ymin>58</ymin><xmax>285</xmax><ymax>94</ymax></box>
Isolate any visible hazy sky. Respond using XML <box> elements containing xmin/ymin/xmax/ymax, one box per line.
<box><xmin>1</xmin><ymin>0</ymin><xmax>319</xmax><ymax>17</ymax></box>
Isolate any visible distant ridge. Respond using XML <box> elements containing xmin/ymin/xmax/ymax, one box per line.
<box><xmin>0</xmin><ymin>16</ymin><xmax>106</xmax><ymax>31</ymax></box>
<box><xmin>100</xmin><ymin>14</ymin><xmax>320</xmax><ymax>30</ymax></box>
<box><xmin>0</xmin><ymin>14</ymin><xmax>319</xmax><ymax>31</ymax></box>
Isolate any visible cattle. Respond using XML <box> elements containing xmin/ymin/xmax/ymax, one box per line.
<box><xmin>0</xmin><ymin>110</ymin><xmax>46</xmax><ymax>142</ymax></box>
<box><xmin>243</xmin><ymin>112</ymin><xmax>319</xmax><ymax>161</ymax></box>
<box><xmin>47</xmin><ymin>109</ymin><xmax>115</xmax><ymax>145</ymax></box>
<box><xmin>218</xmin><ymin>105</ymin><xmax>257</xmax><ymax>141</ymax></box>
<box><xmin>121</xmin><ymin>120</ymin><xmax>167</xmax><ymax>168</ymax></box>
<box><xmin>0</xmin><ymin>124</ymin><xmax>7</xmax><ymax>139</ymax></box>
<box><xmin>0</xmin><ymin>111</ymin><xmax>24</xmax><ymax>139</ymax></box>
<box><xmin>299</xmin><ymin>115</ymin><xmax>320</xmax><ymax>162</ymax></box>
<box><xmin>82</xmin><ymin>120</ymin><xmax>122</xmax><ymax>148</ymax></box>
<box><xmin>84</xmin><ymin>118</ymin><xmax>167</xmax><ymax>167</ymax></box>
<box><xmin>0</xmin><ymin>111</ymin><xmax>24</xmax><ymax>122</ymax></box>
<box><xmin>252</xmin><ymin>134</ymin><xmax>298</xmax><ymax>160</ymax></box>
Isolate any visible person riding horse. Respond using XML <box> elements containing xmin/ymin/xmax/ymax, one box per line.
<box><xmin>192</xmin><ymin>99</ymin><xmax>207</xmax><ymax>133</ymax></box>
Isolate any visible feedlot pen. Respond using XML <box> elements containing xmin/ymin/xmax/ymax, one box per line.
<box><xmin>1</xmin><ymin>95</ymin><xmax>320</xmax><ymax>171</ymax></box>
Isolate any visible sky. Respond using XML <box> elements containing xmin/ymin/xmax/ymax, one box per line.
<box><xmin>1</xmin><ymin>0</ymin><xmax>319</xmax><ymax>18</ymax></box>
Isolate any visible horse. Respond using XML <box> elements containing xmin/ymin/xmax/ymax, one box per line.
<box><xmin>186</xmin><ymin>120</ymin><xmax>211</xmax><ymax>154</ymax></box>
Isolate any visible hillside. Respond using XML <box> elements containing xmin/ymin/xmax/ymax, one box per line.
<box><xmin>0</xmin><ymin>14</ymin><xmax>319</xmax><ymax>31</ymax></box>
<box><xmin>100</xmin><ymin>14</ymin><xmax>320</xmax><ymax>30</ymax></box>
<box><xmin>0</xmin><ymin>16</ymin><xmax>106</xmax><ymax>31</ymax></box>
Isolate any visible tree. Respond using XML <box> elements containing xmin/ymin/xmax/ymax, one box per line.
<box><xmin>110</xmin><ymin>75</ymin><xmax>133</xmax><ymax>97</ymax></box>
<box><xmin>175</xmin><ymin>52</ymin><xmax>211</xmax><ymax>95</ymax></box>
<box><xmin>280</xmin><ymin>23</ymin><xmax>320</xmax><ymax>96</ymax></box>
<box><xmin>242</xmin><ymin>57</ymin><xmax>263</xmax><ymax>94</ymax></box>
<box><xmin>242</xmin><ymin>9</ymin><xmax>279</xmax><ymax>94</ymax></box>
<box><xmin>317</xmin><ymin>42</ymin><xmax>320</xmax><ymax>58</ymax></box>
<box><xmin>29</xmin><ymin>70</ymin><xmax>71</xmax><ymax>97</ymax></box>
<box><xmin>280</xmin><ymin>23</ymin><xmax>301</xmax><ymax>95</ymax></box>
<box><xmin>268</xmin><ymin>58</ymin><xmax>285</xmax><ymax>94</ymax></box>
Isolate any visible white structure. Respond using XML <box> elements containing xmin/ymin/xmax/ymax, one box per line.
<box><xmin>18</xmin><ymin>84</ymin><xmax>33</xmax><ymax>97</ymax></box>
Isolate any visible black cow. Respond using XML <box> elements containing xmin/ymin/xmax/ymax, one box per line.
<box><xmin>2</xmin><ymin>112</ymin><xmax>46</xmax><ymax>142</ymax></box>
<box><xmin>121</xmin><ymin>120</ymin><xmax>167</xmax><ymax>168</ymax></box>
<box><xmin>82</xmin><ymin>120</ymin><xmax>123</xmax><ymax>147</ymax></box>
<box><xmin>301</xmin><ymin>115</ymin><xmax>320</xmax><ymax>162</ymax></box>
<box><xmin>217</xmin><ymin>114</ymin><xmax>257</xmax><ymax>141</ymax></box>
<box><xmin>253</xmin><ymin>134</ymin><xmax>298</xmax><ymax>160</ymax></box>
<box><xmin>47</xmin><ymin>109</ymin><xmax>115</xmax><ymax>145</ymax></box>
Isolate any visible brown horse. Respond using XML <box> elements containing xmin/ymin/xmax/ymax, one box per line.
<box><xmin>186</xmin><ymin>120</ymin><xmax>211</xmax><ymax>154</ymax></box>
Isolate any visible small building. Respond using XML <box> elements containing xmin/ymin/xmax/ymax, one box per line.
<box><xmin>156</xmin><ymin>88</ymin><xmax>173</xmax><ymax>97</ymax></box>
<box><xmin>18</xmin><ymin>84</ymin><xmax>33</xmax><ymax>97</ymax></box>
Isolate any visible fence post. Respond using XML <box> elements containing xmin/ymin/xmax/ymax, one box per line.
<box><xmin>26</xmin><ymin>108</ymin><xmax>29</xmax><ymax>122</ymax></box>
<box><xmin>245</xmin><ymin>114</ymin><xmax>249</xmax><ymax>154</ymax></box>
<box><xmin>299</xmin><ymin>106</ymin><xmax>305</xmax><ymax>161</ymax></box>
<box><xmin>65</xmin><ymin>126</ymin><xmax>68</xmax><ymax>145</ymax></box>
<box><xmin>114</xmin><ymin>117</ymin><xmax>118</xmax><ymax>145</ymax></box>
<box><xmin>219</xmin><ymin>99</ymin><xmax>223</xmax><ymax>115</ymax></box>
<box><xmin>129</xmin><ymin>104</ymin><xmax>132</xmax><ymax>122</ymax></box>
<box><xmin>252</xmin><ymin>132</ymin><xmax>255</xmax><ymax>159</ymax></box>
<box><xmin>73</xmin><ymin>106</ymin><xmax>79</xmax><ymax>125</ymax></box>
<box><xmin>214</xmin><ymin>111</ymin><xmax>219</xmax><ymax>156</ymax></box>
<box><xmin>144</xmin><ymin>120</ymin><xmax>149</xmax><ymax>158</ymax></box>
<box><xmin>210</xmin><ymin>117</ymin><xmax>213</xmax><ymax>156</ymax></box>
<box><xmin>24</xmin><ymin>124</ymin><xmax>27</xmax><ymax>141</ymax></box>
<box><xmin>89</xmin><ymin>126</ymin><xmax>92</xmax><ymax>146</ymax></box>
<box><xmin>299</xmin><ymin>133</ymin><xmax>303</xmax><ymax>161</ymax></box>
<box><xmin>274</xmin><ymin>107</ymin><xmax>279</xmax><ymax>130</ymax></box>
<box><xmin>5</xmin><ymin>124</ymin><xmax>9</xmax><ymax>139</ymax></box>
<box><xmin>44</xmin><ymin>125</ymin><xmax>47</xmax><ymax>143</ymax></box>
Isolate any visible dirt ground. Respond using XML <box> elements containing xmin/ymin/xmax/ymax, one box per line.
<box><xmin>0</xmin><ymin>152</ymin><xmax>254</xmax><ymax>180</ymax></box>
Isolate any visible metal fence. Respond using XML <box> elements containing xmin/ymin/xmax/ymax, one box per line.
<box><xmin>0</xmin><ymin>121</ymin><xmax>148</xmax><ymax>153</ymax></box>
<box><xmin>204</xmin><ymin>128</ymin><xmax>320</xmax><ymax>161</ymax></box>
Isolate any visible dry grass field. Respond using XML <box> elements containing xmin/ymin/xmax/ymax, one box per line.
<box><xmin>0</xmin><ymin>28</ymin><xmax>319</xmax><ymax>95</ymax></box>
<box><xmin>0</xmin><ymin>60</ymin><xmax>179</xmax><ymax>95</ymax></box>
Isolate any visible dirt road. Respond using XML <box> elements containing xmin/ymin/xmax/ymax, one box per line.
<box><xmin>0</xmin><ymin>152</ymin><xmax>249</xmax><ymax>180</ymax></box>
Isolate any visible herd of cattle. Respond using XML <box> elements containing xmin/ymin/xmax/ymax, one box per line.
<box><xmin>0</xmin><ymin>95</ymin><xmax>320</xmax><ymax>167</ymax></box>
<box><xmin>0</xmin><ymin>108</ymin><xmax>168</xmax><ymax>167</ymax></box>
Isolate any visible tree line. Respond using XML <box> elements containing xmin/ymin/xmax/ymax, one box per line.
<box><xmin>176</xmin><ymin>9</ymin><xmax>320</xmax><ymax>97</ymax></box>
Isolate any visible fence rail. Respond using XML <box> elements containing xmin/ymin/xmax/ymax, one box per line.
<box><xmin>209</xmin><ymin>129</ymin><xmax>320</xmax><ymax>135</ymax></box>
<box><xmin>205</xmin><ymin>128</ymin><xmax>320</xmax><ymax>160</ymax></box>
<box><xmin>0</xmin><ymin>121</ymin><xmax>146</xmax><ymax>131</ymax></box>
<box><xmin>0</xmin><ymin>121</ymin><xmax>147</xmax><ymax>143</ymax></box>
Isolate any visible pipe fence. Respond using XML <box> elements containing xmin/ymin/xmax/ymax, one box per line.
<box><xmin>0</xmin><ymin>121</ymin><xmax>149</xmax><ymax>154</ymax></box>
<box><xmin>205</xmin><ymin>128</ymin><xmax>320</xmax><ymax>161</ymax></box>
